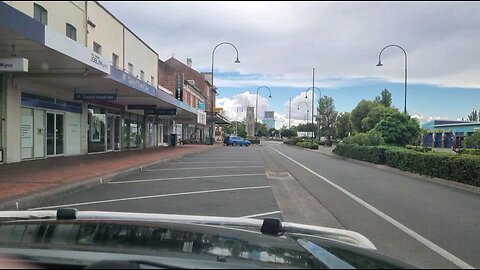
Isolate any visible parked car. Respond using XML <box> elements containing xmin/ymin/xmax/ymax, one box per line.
<box><xmin>226</xmin><ymin>136</ymin><xmax>251</xmax><ymax>146</ymax></box>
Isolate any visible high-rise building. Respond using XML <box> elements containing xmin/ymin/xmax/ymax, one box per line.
<box><xmin>246</xmin><ymin>106</ymin><xmax>255</xmax><ymax>137</ymax></box>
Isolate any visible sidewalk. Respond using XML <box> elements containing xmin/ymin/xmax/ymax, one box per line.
<box><xmin>0</xmin><ymin>144</ymin><xmax>220</xmax><ymax>205</ymax></box>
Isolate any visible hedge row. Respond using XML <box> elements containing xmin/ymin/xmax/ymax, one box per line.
<box><xmin>458</xmin><ymin>149</ymin><xmax>480</xmax><ymax>156</ymax></box>
<box><xmin>248</xmin><ymin>139</ymin><xmax>261</xmax><ymax>144</ymax></box>
<box><xmin>296</xmin><ymin>142</ymin><xmax>319</xmax><ymax>150</ymax></box>
<box><xmin>334</xmin><ymin>144</ymin><xmax>480</xmax><ymax>187</ymax></box>
<box><xmin>284</xmin><ymin>138</ymin><xmax>303</xmax><ymax>145</ymax></box>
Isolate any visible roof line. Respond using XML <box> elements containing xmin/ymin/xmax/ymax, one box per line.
<box><xmin>93</xmin><ymin>1</ymin><xmax>158</xmax><ymax>57</ymax></box>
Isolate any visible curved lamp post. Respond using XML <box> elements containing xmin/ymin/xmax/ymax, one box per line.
<box><xmin>298</xmin><ymin>101</ymin><xmax>309</xmax><ymax>124</ymax></box>
<box><xmin>255</xmin><ymin>86</ymin><xmax>272</xmax><ymax>138</ymax></box>
<box><xmin>376</xmin><ymin>44</ymin><xmax>408</xmax><ymax>114</ymax></box>
<box><xmin>305</xmin><ymin>87</ymin><xmax>322</xmax><ymax>141</ymax></box>
<box><xmin>209</xmin><ymin>42</ymin><xmax>240</xmax><ymax>144</ymax></box>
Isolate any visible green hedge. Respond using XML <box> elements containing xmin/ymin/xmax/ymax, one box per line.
<box><xmin>296</xmin><ymin>142</ymin><xmax>319</xmax><ymax>150</ymax></box>
<box><xmin>284</xmin><ymin>138</ymin><xmax>303</xmax><ymax>145</ymax></box>
<box><xmin>249</xmin><ymin>139</ymin><xmax>260</xmax><ymax>144</ymax></box>
<box><xmin>385</xmin><ymin>149</ymin><xmax>480</xmax><ymax>187</ymax></box>
<box><xmin>334</xmin><ymin>144</ymin><xmax>386</xmax><ymax>164</ymax></box>
<box><xmin>459</xmin><ymin>149</ymin><xmax>480</xmax><ymax>156</ymax></box>
<box><xmin>335</xmin><ymin>144</ymin><xmax>480</xmax><ymax>187</ymax></box>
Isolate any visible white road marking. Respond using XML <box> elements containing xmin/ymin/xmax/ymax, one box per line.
<box><xmin>145</xmin><ymin>166</ymin><xmax>264</xmax><ymax>172</ymax></box>
<box><xmin>29</xmin><ymin>186</ymin><xmax>272</xmax><ymax>211</ymax></box>
<box><xmin>169</xmin><ymin>161</ymin><xmax>263</xmax><ymax>164</ymax></box>
<box><xmin>240</xmin><ymin>211</ymin><xmax>282</xmax><ymax>219</ymax></box>
<box><xmin>108</xmin><ymin>173</ymin><xmax>266</xmax><ymax>185</ymax></box>
<box><xmin>271</xmin><ymin>147</ymin><xmax>474</xmax><ymax>269</ymax></box>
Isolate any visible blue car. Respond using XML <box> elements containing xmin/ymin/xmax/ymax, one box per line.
<box><xmin>225</xmin><ymin>136</ymin><xmax>251</xmax><ymax>146</ymax></box>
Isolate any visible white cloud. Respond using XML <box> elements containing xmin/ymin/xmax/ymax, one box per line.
<box><xmin>411</xmin><ymin>113</ymin><xmax>449</xmax><ymax>124</ymax></box>
<box><xmin>102</xmin><ymin>1</ymin><xmax>480</xmax><ymax>89</ymax></box>
<box><xmin>216</xmin><ymin>91</ymin><xmax>270</xmax><ymax>122</ymax></box>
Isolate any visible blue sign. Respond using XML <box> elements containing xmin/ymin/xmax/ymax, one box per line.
<box><xmin>74</xmin><ymin>93</ymin><xmax>117</xmax><ymax>101</ymax></box>
<box><xmin>144</xmin><ymin>109</ymin><xmax>177</xmax><ymax>115</ymax></box>
<box><xmin>198</xmin><ymin>101</ymin><xmax>205</xmax><ymax>110</ymax></box>
<box><xmin>110</xmin><ymin>67</ymin><xmax>156</xmax><ymax>97</ymax></box>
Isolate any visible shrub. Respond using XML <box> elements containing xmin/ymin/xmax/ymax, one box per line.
<box><xmin>384</xmin><ymin>149</ymin><xmax>480</xmax><ymax>187</ymax></box>
<box><xmin>249</xmin><ymin>139</ymin><xmax>260</xmax><ymax>144</ymax></box>
<box><xmin>343</xmin><ymin>130</ymin><xmax>384</xmax><ymax>146</ymax></box>
<box><xmin>296</xmin><ymin>142</ymin><xmax>319</xmax><ymax>150</ymax></box>
<box><xmin>405</xmin><ymin>145</ymin><xmax>432</xmax><ymax>153</ymax></box>
<box><xmin>334</xmin><ymin>144</ymin><xmax>386</xmax><ymax>164</ymax></box>
<box><xmin>458</xmin><ymin>148</ymin><xmax>480</xmax><ymax>156</ymax></box>
<box><xmin>284</xmin><ymin>138</ymin><xmax>303</xmax><ymax>145</ymax></box>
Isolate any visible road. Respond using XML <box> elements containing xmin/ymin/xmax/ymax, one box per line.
<box><xmin>31</xmin><ymin>142</ymin><xmax>480</xmax><ymax>269</ymax></box>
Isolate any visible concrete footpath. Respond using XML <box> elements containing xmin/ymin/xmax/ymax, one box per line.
<box><xmin>0</xmin><ymin>144</ymin><xmax>219</xmax><ymax>210</ymax></box>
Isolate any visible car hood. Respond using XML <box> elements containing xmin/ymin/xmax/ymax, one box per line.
<box><xmin>0</xmin><ymin>210</ymin><xmax>414</xmax><ymax>269</ymax></box>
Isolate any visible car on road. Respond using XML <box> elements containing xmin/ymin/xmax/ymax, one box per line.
<box><xmin>0</xmin><ymin>209</ymin><xmax>414</xmax><ymax>269</ymax></box>
<box><xmin>224</xmin><ymin>136</ymin><xmax>251</xmax><ymax>147</ymax></box>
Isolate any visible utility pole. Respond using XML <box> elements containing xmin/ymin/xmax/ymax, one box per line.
<box><xmin>312</xmin><ymin>68</ymin><xmax>315</xmax><ymax>143</ymax></box>
<box><xmin>289</xmin><ymin>98</ymin><xmax>291</xmax><ymax>129</ymax></box>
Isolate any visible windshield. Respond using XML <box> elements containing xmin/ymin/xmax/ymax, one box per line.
<box><xmin>0</xmin><ymin>1</ymin><xmax>479</xmax><ymax>269</ymax></box>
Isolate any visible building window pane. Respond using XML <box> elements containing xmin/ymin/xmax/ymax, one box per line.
<box><xmin>0</xmin><ymin>75</ymin><xmax>4</xmax><ymax>152</ymax></box>
<box><xmin>93</xmin><ymin>42</ymin><xmax>102</xmax><ymax>54</ymax></box>
<box><xmin>34</xmin><ymin>4</ymin><xmax>48</xmax><ymax>25</ymax></box>
<box><xmin>140</xmin><ymin>70</ymin><xmax>145</xmax><ymax>81</ymax></box>
<box><xmin>66</xmin><ymin>23</ymin><xmax>76</xmax><ymax>41</ymax></box>
<box><xmin>128</xmin><ymin>63</ymin><xmax>134</xmax><ymax>74</ymax></box>
<box><xmin>112</xmin><ymin>53</ymin><xmax>119</xmax><ymax>67</ymax></box>
<box><xmin>151</xmin><ymin>76</ymin><xmax>154</xmax><ymax>85</ymax></box>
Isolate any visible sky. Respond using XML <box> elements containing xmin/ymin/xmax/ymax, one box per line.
<box><xmin>101</xmin><ymin>1</ymin><xmax>480</xmax><ymax>129</ymax></box>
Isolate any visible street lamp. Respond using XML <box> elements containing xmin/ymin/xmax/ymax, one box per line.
<box><xmin>297</xmin><ymin>101</ymin><xmax>309</xmax><ymax>125</ymax></box>
<box><xmin>305</xmin><ymin>87</ymin><xmax>322</xmax><ymax>141</ymax></box>
<box><xmin>235</xmin><ymin>106</ymin><xmax>245</xmax><ymax>136</ymax></box>
<box><xmin>255</xmin><ymin>86</ymin><xmax>272</xmax><ymax>138</ymax></box>
<box><xmin>376</xmin><ymin>44</ymin><xmax>408</xmax><ymax>114</ymax></box>
<box><xmin>209</xmin><ymin>42</ymin><xmax>240</xmax><ymax>144</ymax></box>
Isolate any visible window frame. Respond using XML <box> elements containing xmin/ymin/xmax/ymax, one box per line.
<box><xmin>65</xmin><ymin>23</ymin><xmax>77</xmax><ymax>41</ymax></box>
<box><xmin>112</xmin><ymin>53</ymin><xmax>119</xmax><ymax>67</ymax></box>
<box><xmin>93</xmin><ymin>42</ymin><xmax>102</xmax><ymax>54</ymax></box>
<box><xmin>33</xmin><ymin>3</ymin><xmax>48</xmax><ymax>25</ymax></box>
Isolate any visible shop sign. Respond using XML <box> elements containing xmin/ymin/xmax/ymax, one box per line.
<box><xmin>175</xmin><ymin>74</ymin><xmax>183</xmax><ymax>101</ymax></box>
<box><xmin>0</xmin><ymin>58</ymin><xmax>28</xmax><ymax>72</ymax></box>
<box><xmin>127</xmin><ymin>104</ymin><xmax>156</xmax><ymax>110</ymax></box>
<box><xmin>144</xmin><ymin>109</ymin><xmax>177</xmax><ymax>115</ymax></box>
<box><xmin>74</xmin><ymin>93</ymin><xmax>117</xmax><ymax>101</ymax></box>
<box><xmin>198</xmin><ymin>101</ymin><xmax>205</xmax><ymax>110</ymax></box>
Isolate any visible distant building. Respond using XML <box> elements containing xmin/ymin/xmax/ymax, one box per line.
<box><xmin>421</xmin><ymin>120</ymin><xmax>480</xmax><ymax>148</ymax></box>
<box><xmin>246</xmin><ymin>107</ymin><xmax>255</xmax><ymax>137</ymax></box>
<box><xmin>262</xmin><ymin>111</ymin><xmax>275</xmax><ymax>129</ymax></box>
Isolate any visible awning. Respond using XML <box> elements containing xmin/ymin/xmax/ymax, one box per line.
<box><xmin>207</xmin><ymin>112</ymin><xmax>230</xmax><ymax>125</ymax></box>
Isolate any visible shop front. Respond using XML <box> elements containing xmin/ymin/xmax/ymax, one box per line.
<box><xmin>20</xmin><ymin>93</ymin><xmax>83</xmax><ymax>160</ymax></box>
<box><xmin>0</xmin><ymin>74</ymin><xmax>4</xmax><ymax>163</ymax></box>
<box><xmin>88</xmin><ymin>105</ymin><xmax>121</xmax><ymax>153</ymax></box>
<box><xmin>122</xmin><ymin>112</ymin><xmax>145</xmax><ymax>150</ymax></box>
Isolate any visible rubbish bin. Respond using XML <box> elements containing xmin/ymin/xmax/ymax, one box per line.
<box><xmin>170</xmin><ymin>134</ymin><xmax>177</xmax><ymax>147</ymax></box>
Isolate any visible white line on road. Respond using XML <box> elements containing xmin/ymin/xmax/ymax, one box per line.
<box><xmin>270</xmin><ymin>147</ymin><xmax>474</xmax><ymax>269</ymax></box>
<box><xmin>240</xmin><ymin>211</ymin><xmax>282</xmax><ymax>219</ymax></box>
<box><xmin>108</xmin><ymin>174</ymin><xmax>266</xmax><ymax>185</ymax></box>
<box><xmin>29</xmin><ymin>186</ymin><xmax>272</xmax><ymax>211</ymax></box>
<box><xmin>145</xmin><ymin>166</ymin><xmax>264</xmax><ymax>172</ymax></box>
<box><xmin>169</xmin><ymin>161</ymin><xmax>263</xmax><ymax>164</ymax></box>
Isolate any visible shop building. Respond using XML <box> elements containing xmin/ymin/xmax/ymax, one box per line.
<box><xmin>422</xmin><ymin>120</ymin><xmax>480</xmax><ymax>148</ymax></box>
<box><xmin>0</xmin><ymin>1</ymin><xmax>198</xmax><ymax>163</ymax></box>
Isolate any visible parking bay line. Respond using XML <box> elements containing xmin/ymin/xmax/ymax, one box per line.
<box><xmin>270</xmin><ymin>147</ymin><xmax>474</xmax><ymax>269</ymax></box>
<box><xmin>145</xmin><ymin>166</ymin><xmax>264</xmax><ymax>172</ymax></box>
<box><xmin>168</xmin><ymin>161</ymin><xmax>263</xmax><ymax>164</ymax></box>
<box><xmin>240</xmin><ymin>211</ymin><xmax>282</xmax><ymax>219</ymax></box>
<box><xmin>108</xmin><ymin>174</ymin><xmax>266</xmax><ymax>185</ymax></box>
<box><xmin>29</xmin><ymin>186</ymin><xmax>272</xmax><ymax>211</ymax></box>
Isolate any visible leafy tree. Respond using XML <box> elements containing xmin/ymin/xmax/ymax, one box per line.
<box><xmin>280</xmin><ymin>128</ymin><xmax>297</xmax><ymax>138</ymax></box>
<box><xmin>335</xmin><ymin>112</ymin><xmax>353</xmax><ymax>139</ymax></box>
<box><xmin>375</xmin><ymin>88</ymin><xmax>392</xmax><ymax>107</ymax></box>
<box><xmin>362</xmin><ymin>105</ymin><xmax>399</xmax><ymax>131</ymax></box>
<box><xmin>467</xmin><ymin>109</ymin><xmax>479</xmax><ymax>121</ymax></box>
<box><xmin>255</xmin><ymin>122</ymin><xmax>268</xmax><ymax>137</ymax></box>
<box><xmin>316</xmin><ymin>96</ymin><xmax>338</xmax><ymax>139</ymax></box>
<box><xmin>372</xmin><ymin>111</ymin><xmax>421</xmax><ymax>146</ymax></box>
<box><xmin>343</xmin><ymin>130</ymin><xmax>384</xmax><ymax>146</ymax></box>
<box><xmin>351</xmin><ymin>100</ymin><xmax>378</xmax><ymax>133</ymax></box>
<box><xmin>464</xmin><ymin>130</ymin><xmax>480</xmax><ymax>149</ymax></box>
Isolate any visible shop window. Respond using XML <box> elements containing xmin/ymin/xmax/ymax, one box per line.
<box><xmin>66</xmin><ymin>23</ymin><xmax>77</xmax><ymax>41</ymax></box>
<box><xmin>88</xmin><ymin>106</ymin><xmax>106</xmax><ymax>153</ymax></box>
<box><xmin>34</xmin><ymin>4</ymin><xmax>48</xmax><ymax>25</ymax></box>
<box><xmin>112</xmin><ymin>53</ymin><xmax>119</xmax><ymax>67</ymax></box>
<box><xmin>0</xmin><ymin>75</ymin><xmax>4</xmax><ymax>161</ymax></box>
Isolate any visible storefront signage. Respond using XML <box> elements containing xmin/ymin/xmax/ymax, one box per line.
<box><xmin>74</xmin><ymin>93</ymin><xmax>117</xmax><ymax>101</ymax></box>
<box><xmin>198</xmin><ymin>101</ymin><xmax>205</xmax><ymax>111</ymax></box>
<box><xmin>144</xmin><ymin>109</ymin><xmax>177</xmax><ymax>115</ymax></box>
<box><xmin>110</xmin><ymin>67</ymin><xmax>156</xmax><ymax>97</ymax></box>
<box><xmin>0</xmin><ymin>58</ymin><xmax>28</xmax><ymax>72</ymax></box>
<box><xmin>175</xmin><ymin>74</ymin><xmax>183</xmax><ymax>101</ymax></box>
<box><xmin>127</xmin><ymin>104</ymin><xmax>156</xmax><ymax>110</ymax></box>
<box><xmin>90</xmin><ymin>53</ymin><xmax>109</xmax><ymax>71</ymax></box>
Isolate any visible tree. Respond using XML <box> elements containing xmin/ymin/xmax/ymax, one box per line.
<box><xmin>362</xmin><ymin>105</ymin><xmax>399</xmax><ymax>131</ymax></box>
<box><xmin>255</xmin><ymin>122</ymin><xmax>268</xmax><ymax>137</ymax></box>
<box><xmin>372</xmin><ymin>111</ymin><xmax>421</xmax><ymax>146</ymax></box>
<box><xmin>316</xmin><ymin>96</ymin><xmax>338</xmax><ymax>140</ymax></box>
<box><xmin>375</xmin><ymin>89</ymin><xmax>392</xmax><ymax>107</ymax></box>
<box><xmin>280</xmin><ymin>128</ymin><xmax>297</xmax><ymax>138</ymax></box>
<box><xmin>467</xmin><ymin>109</ymin><xmax>479</xmax><ymax>121</ymax></box>
<box><xmin>351</xmin><ymin>100</ymin><xmax>378</xmax><ymax>133</ymax></box>
<box><xmin>335</xmin><ymin>112</ymin><xmax>353</xmax><ymax>139</ymax></box>
<box><xmin>464</xmin><ymin>130</ymin><xmax>480</xmax><ymax>149</ymax></box>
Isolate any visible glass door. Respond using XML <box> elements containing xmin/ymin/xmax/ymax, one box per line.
<box><xmin>107</xmin><ymin>115</ymin><xmax>113</xmax><ymax>152</ymax></box>
<box><xmin>46</xmin><ymin>112</ymin><xmax>64</xmax><ymax>156</ymax></box>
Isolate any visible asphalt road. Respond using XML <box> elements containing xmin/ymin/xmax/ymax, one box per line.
<box><xmin>31</xmin><ymin>142</ymin><xmax>480</xmax><ymax>269</ymax></box>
